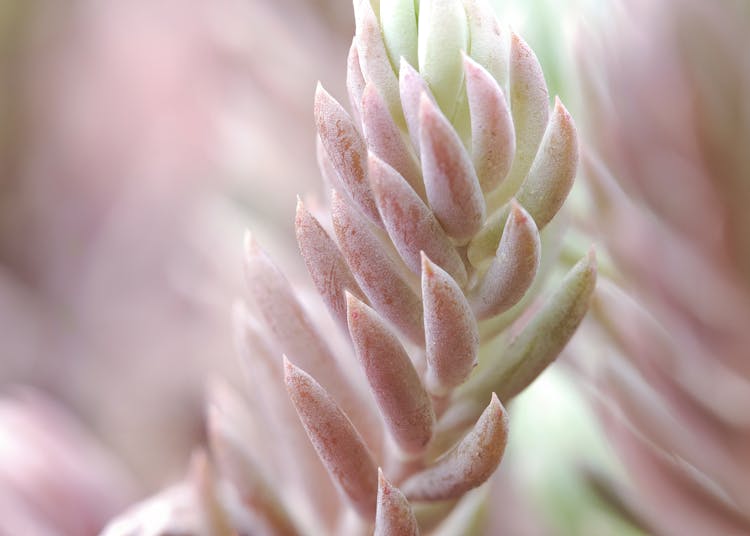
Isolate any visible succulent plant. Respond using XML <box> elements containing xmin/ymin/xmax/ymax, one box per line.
<box><xmin>103</xmin><ymin>0</ymin><xmax>596</xmax><ymax>533</ymax></box>
<box><xmin>575</xmin><ymin>0</ymin><xmax>750</xmax><ymax>534</ymax></box>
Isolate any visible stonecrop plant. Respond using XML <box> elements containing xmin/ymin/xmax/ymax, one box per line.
<box><xmin>105</xmin><ymin>0</ymin><xmax>596</xmax><ymax>534</ymax></box>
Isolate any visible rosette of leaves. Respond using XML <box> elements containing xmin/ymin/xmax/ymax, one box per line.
<box><xmin>103</xmin><ymin>0</ymin><xmax>596</xmax><ymax>534</ymax></box>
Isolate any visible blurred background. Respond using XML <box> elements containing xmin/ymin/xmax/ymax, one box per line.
<box><xmin>1</xmin><ymin>0</ymin><xmax>748</xmax><ymax>534</ymax></box>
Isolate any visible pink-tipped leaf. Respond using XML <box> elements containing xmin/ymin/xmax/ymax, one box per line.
<box><xmin>331</xmin><ymin>191</ymin><xmax>425</xmax><ymax>344</ymax></box>
<box><xmin>516</xmin><ymin>97</ymin><xmax>578</xmax><ymax>229</ymax></box>
<box><xmin>422</xmin><ymin>253</ymin><xmax>479</xmax><ymax>396</ymax></box>
<box><xmin>419</xmin><ymin>93</ymin><xmax>485</xmax><ymax>244</ymax></box>
<box><xmin>488</xmin><ymin>32</ymin><xmax>550</xmax><ymax>209</ymax></box>
<box><xmin>471</xmin><ymin>200</ymin><xmax>540</xmax><ymax>320</ymax></box>
<box><xmin>465</xmin><ymin>0</ymin><xmax>509</xmax><ymax>92</ymax></box>
<box><xmin>296</xmin><ymin>199</ymin><xmax>368</xmax><ymax>333</ymax></box>
<box><xmin>375</xmin><ymin>469</ymin><xmax>420</xmax><ymax>536</ymax></box>
<box><xmin>361</xmin><ymin>82</ymin><xmax>425</xmax><ymax>200</ymax></box>
<box><xmin>462</xmin><ymin>248</ymin><xmax>597</xmax><ymax>404</ymax></box>
<box><xmin>284</xmin><ymin>357</ymin><xmax>379</xmax><ymax>520</ymax></box>
<box><xmin>243</xmin><ymin>233</ymin><xmax>378</xmax><ymax>451</ymax></box>
<box><xmin>347</xmin><ymin>39</ymin><xmax>366</xmax><ymax>128</ymax></box>
<box><xmin>401</xmin><ymin>394</ymin><xmax>509</xmax><ymax>501</ymax></box>
<box><xmin>465</xmin><ymin>54</ymin><xmax>515</xmax><ymax>193</ymax></box>
<box><xmin>369</xmin><ymin>153</ymin><xmax>467</xmax><ymax>286</ymax></box>
<box><xmin>354</xmin><ymin>0</ymin><xmax>403</xmax><ymax>124</ymax></box>
<box><xmin>314</xmin><ymin>83</ymin><xmax>381</xmax><ymax>226</ymax></box>
<box><xmin>347</xmin><ymin>293</ymin><xmax>435</xmax><ymax>456</ymax></box>
<box><xmin>399</xmin><ymin>59</ymin><xmax>434</xmax><ymax>156</ymax></box>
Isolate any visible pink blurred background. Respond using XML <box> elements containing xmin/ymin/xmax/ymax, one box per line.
<box><xmin>0</xmin><ymin>0</ymin><xmax>353</xmax><ymax>520</ymax></box>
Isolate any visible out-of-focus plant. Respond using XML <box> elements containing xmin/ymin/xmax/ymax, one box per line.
<box><xmin>104</xmin><ymin>0</ymin><xmax>596</xmax><ymax>533</ymax></box>
<box><xmin>575</xmin><ymin>0</ymin><xmax>750</xmax><ymax>534</ymax></box>
<box><xmin>0</xmin><ymin>389</ymin><xmax>137</xmax><ymax>534</ymax></box>
<box><xmin>0</xmin><ymin>0</ymin><xmax>356</xmax><ymax>501</ymax></box>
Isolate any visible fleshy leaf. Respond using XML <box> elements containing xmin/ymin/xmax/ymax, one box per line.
<box><xmin>355</xmin><ymin>0</ymin><xmax>403</xmax><ymax>124</ymax></box>
<box><xmin>462</xmin><ymin>248</ymin><xmax>597</xmax><ymax>404</ymax></box>
<box><xmin>465</xmin><ymin>54</ymin><xmax>515</xmax><ymax>193</ymax></box>
<box><xmin>284</xmin><ymin>357</ymin><xmax>379</xmax><ymax>520</ymax></box>
<box><xmin>374</xmin><ymin>469</ymin><xmax>420</xmax><ymax>536</ymax></box>
<box><xmin>369</xmin><ymin>153</ymin><xmax>466</xmax><ymax>286</ymax></box>
<box><xmin>295</xmin><ymin>199</ymin><xmax>368</xmax><ymax>333</ymax></box>
<box><xmin>417</xmin><ymin>0</ymin><xmax>468</xmax><ymax>119</ymax></box>
<box><xmin>488</xmin><ymin>32</ymin><xmax>550</xmax><ymax>210</ymax></box>
<box><xmin>467</xmin><ymin>204</ymin><xmax>510</xmax><ymax>269</ymax></box>
<box><xmin>471</xmin><ymin>200</ymin><xmax>540</xmax><ymax>320</ymax></box>
<box><xmin>379</xmin><ymin>0</ymin><xmax>418</xmax><ymax>72</ymax></box>
<box><xmin>315</xmin><ymin>83</ymin><xmax>381</xmax><ymax>226</ymax></box>
<box><xmin>316</xmin><ymin>135</ymin><xmax>343</xmax><ymax>195</ymax></box>
<box><xmin>515</xmin><ymin>97</ymin><xmax>578</xmax><ymax>229</ymax></box>
<box><xmin>362</xmin><ymin>82</ymin><xmax>426</xmax><ymax>200</ymax></box>
<box><xmin>331</xmin><ymin>191</ymin><xmax>425</xmax><ymax>344</ymax></box>
<box><xmin>232</xmin><ymin>307</ymin><xmax>342</xmax><ymax>528</ymax></box>
<box><xmin>347</xmin><ymin>39</ymin><xmax>366</xmax><ymax>128</ymax></box>
<box><xmin>207</xmin><ymin>406</ymin><xmax>301</xmax><ymax>536</ymax></box>
<box><xmin>419</xmin><ymin>93</ymin><xmax>485</xmax><ymax>244</ymax></box>
<box><xmin>401</xmin><ymin>394</ymin><xmax>509</xmax><ymax>501</ymax></box>
<box><xmin>347</xmin><ymin>293</ymin><xmax>435</xmax><ymax>456</ymax></box>
<box><xmin>399</xmin><ymin>58</ymin><xmax>434</xmax><ymax>156</ymax></box>
<box><xmin>243</xmin><ymin>233</ymin><xmax>377</xmax><ymax>450</ymax></box>
<box><xmin>465</xmin><ymin>0</ymin><xmax>509</xmax><ymax>92</ymax></box>
<box><xmin>422</xmin><ymin>253</ymin><xmax>479</xmax><ymax>396</ymax></box>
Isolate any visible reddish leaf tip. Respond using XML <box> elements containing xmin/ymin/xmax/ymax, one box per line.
<box><xmin>420</xmin><ymin>250</ymin><xmax>434</xmax><ymax>277</ymax></box>
<box><xmin>377</xmin><ymin>467</ymin><xmax>386</xmax><ymax>488</ymax></box>
<box><xmin>345</xmin><ymin>290</ymin><xmax>362</xmax><ymax>318</ymax></box>
<box><xmin>282</xmin><ymin>355</ymin><xmax>294</xmax><ymax>379</ymax></box>
<box><xmin>509</xmin><ymin>199</ymin><xmax>528</xmax><ymax>225</ymax></box>
<box><xmin>418</xmin><ymin>91</ymin><xmax>433</xmax><ymax>123</ymax></box>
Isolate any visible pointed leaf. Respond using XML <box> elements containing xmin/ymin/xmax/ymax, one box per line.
<box><xmin>375</xmin><ymin>469</ymin><xmax>420</xmax><ymax>536</ymax></box>
<box><xmin>284</xmin><ymin>358</ymin><xmax>378</xmax><ymax>520</ymax></box>
<box><xmin>317</xmin><ymin>135</ymin><xmax>344</xmax><ymax>194</ymax></box>
<box><xmin>422</xmin><ymin>253</ymin><xmax>479</xmax><ymax>395</ymax></box>
<box><xmin>471</xmin><ymin>201</ymin><xmax>540</xmax><ymax>320</ymax></box>
<box><xmin>462</xmin><ymin>248</ymin><xmax>597</xmax><ymax>403</ymax></box>
<box><xmin>243</xmin><ymin>233</ymin><xmax>378</xmax><ymax>451</ymax></box>
<box><xmin>488</xmin><ymin>32</ymin><xmax>550</xmax><ymax>209</ymax></box>
<box><xmin>207</xmin><ymin>406</ymin><xmax>301</xmax><ymax>536</ymax></box>
<box><xmin>419</xmin><ymin>94</ymin><xmax>485</xmax><ymax>243</ymax></box>
<box><xmin>370</xmin><ymin>153</ymin><xmax>466</xmax><ymax>286</ymax></box>
<box><xmin>379</xmin><ymin>0</ymin><xmax>418</xmax><ymax>72</ymax></box>
<box><xmin>516</xmin><ymin>97</ymin><xmax>578</xmax><ymax>229</ymax></box>
<box><xmin>347</xmin><ymin>39</ymin><xmax>366</xmax><ymax>127</ymax></box>
<box><xmin>331</xmin><ymin>191</ymin><xmax>425</xmax><ymax>344</ymax></box>
<box><xmin>296</xmin><ymin>199</ymin><xmax>368</xmax><ymax>333</ymax></box>
<box><xmin>362</xmin><ymin>82</ymin><xmax>426</xmax><ymax>200</ymax></box>
<box><xmin>467</xmin><ymin>204</ymin><xmax>510</xmax><ymax>269</ymax></box>
<box><xmin>399</xmin><ymin>59</ymin><xmax>434</xmax><ymax>156</ymax></box>
<box><xmin>465</xmin><ymin>55</ymin><xmax>515</xmax><ymax>193</ymax></box>
<box><xmin>355</xmin><ymin>0</ymin><xmax>403</xmax><ymax>124</ymax></box>
<box><xmin>465</xmin><ymin>0</ymin><xmax>509</xmax><ymax>92</ymax></box>
<box><xmin>347</xmin><ymin>294</ymin><xmax>434</xmax><ymax>455</ymax></box>
<box><xmin>401</xmin><ymin>394</ymin><xmax>509</xmax><ymax>501</ymax></box>
<box><xmin>232</xmin><ymin>306</ymin><xmax>342</xmax><ymax>528</ymax></box>
<box><xmin>314</xmin><ymin>84</ymin><xmax>381</xmax><ymax>225</ymax></box>
<box><xmin>417</xmin><ymin>0</ymin><xmax>468</xmax><ymax>119</ymax></box>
